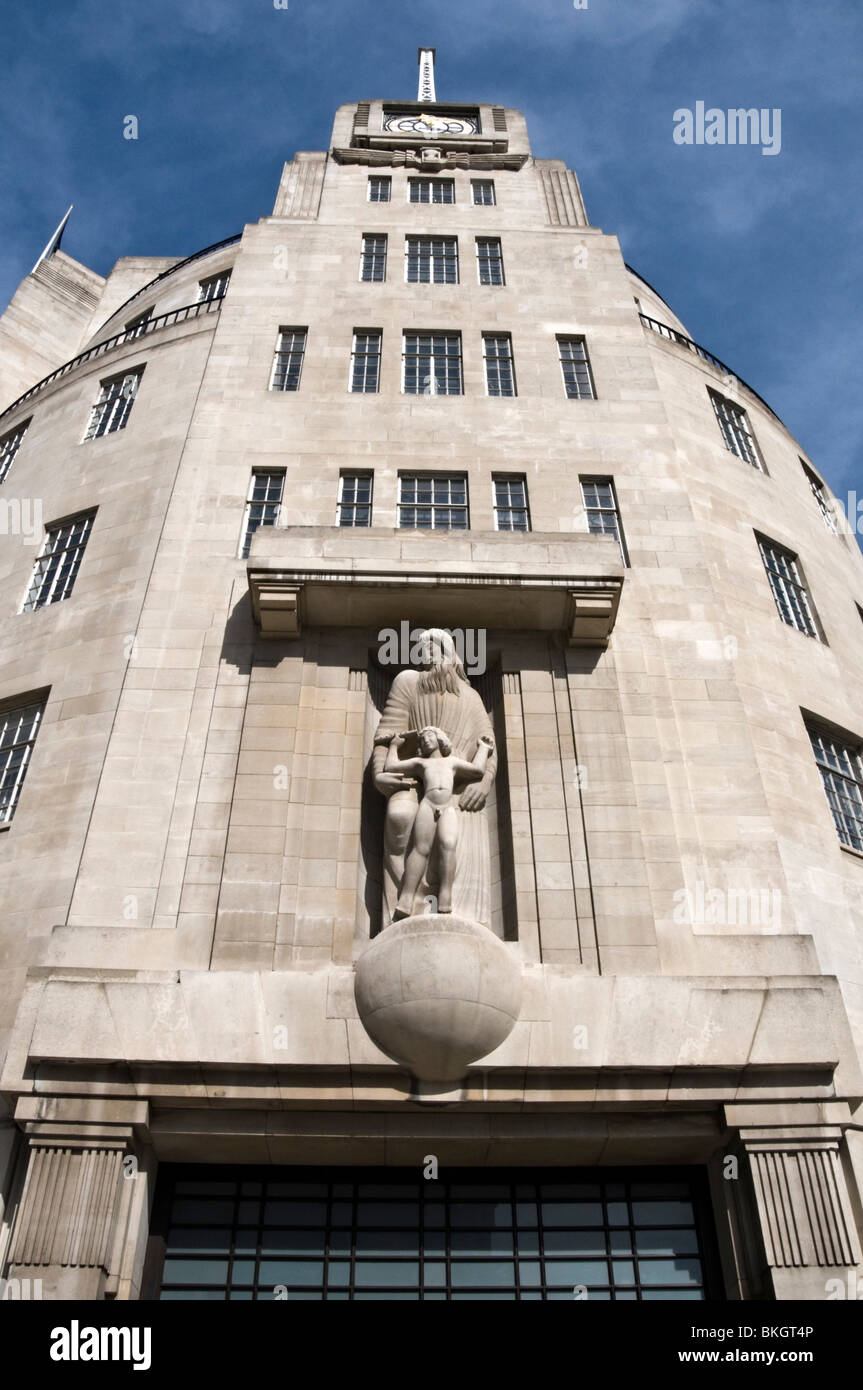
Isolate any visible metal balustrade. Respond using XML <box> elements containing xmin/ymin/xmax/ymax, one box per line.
<box><xmin>638</xmin><ymin>312</ymin><xmax>781</xmax><ymax>422</ymax></box>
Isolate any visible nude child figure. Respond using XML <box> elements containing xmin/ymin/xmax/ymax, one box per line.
<box><xmin>384</xmin><ymin>726</ymin><xmax>495</xmax><ymax>919</ymax></box>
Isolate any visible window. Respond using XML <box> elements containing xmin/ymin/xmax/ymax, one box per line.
<box><xmin>337</xmin><ymin>473</ymin><xmax>373</xmax><ymax>527</ymax></box>
<box><xmin>360</xmin><ymin>235</ymin><xmax>387</xmax><ymax>283</ymax></box>
<box><xmin>84</xmin><ymin>369</ymin><xmax>143</xmax><ymax>439</ymax></box>
<box><xmin>483</xmin><ymin>334</ymin><xmax>516</xmax><ymax>397</ymax></box>
<box><xmin>476</xmin><ymin>237</ymin><xmax>504</xmax><ymax>286</ymax></box>
<box><xmin>124</xmin><ymin>309</ymin><xmax>153</xmax><ymax>340</ymax></box>
<box><xmin>581</xmin><ymin>478</ymin><xmax>628</xmax><ymax>564</ymax></box>
<box><xmin>406</xmin><ymin>236</ymin><xmax>458</xmax><ymax>285</ymax></box>
<box><xmin>399</xmin><ymin>474</ymin><xmax>468</xmax><ymax>529</ymax></box>
<box><xmin>403</xmin><ymin>333</ymin><xmax>462</xmax><ymax>396</ymax></box>
<box><xmin>558</xmin><ymin>338</ymin><xmax>596</xmax><ymax>400</ymax></box>
<box><xmin>757</xmin><ymin>536</ymin><xmax>821</xmax><ymax>638</ymax></box>
<box><xmin>494</xmin><ymin>476</ymin><xmax>530</xmax><ymax>531</ymax></box>
<box><xmin>408</xmin><ymin>178</ymin><xmax>455</xmax><ymax>204</ymax></box>
<box><xmin>197</xmin><ymin>271</ymin><xmax>231</xmax><ymax>302</ymax></box>
<box><xmin>801</xmin><ymin>461</ymin><xmax>838</xmax><ymax>534</ymax></box>
<box><xmin>808</xmin><ymin>722</ymin><xmax>863</xmax><ymax>852</ymax></box>
<box><xmin>367</xmin><ymin>175</ymin><xmax>391</xmax><ymax>203</ymax></box>
<box><xmin>350</xmin><ymin>331</ymin><xmax>382</xmax><ymax>394</ymax></box>
<box><xmin>471</xmin><ymin>179</ymin><xmax>496</xmax><ymax>206</ymax></box>
<box><xmin>0</xmin><ymin>420</ymin><xmax>30</xmax><ymax>485</ymax></box>
<box><xmin>0</xmin><ymin>698</ymin><xmax>45</xmax><ymax>825</ymax></box>
<box><xmin>240</xmin><ymin>472</ymin><xmax>284</xmax><ymax>559</ymax></box>
<box><xmin>709</xmin><ymin>390</ymin><xmax>762</xmax><ymax>469</ymax></box>
<box><xmin>22</xmin><ymin>512</ymin><xmax>95</xmax><ymax>611</ymax></box>
<box><xmin>270</xmin><ymin>329</ymin><xmax>307</xmax><ymax>392</ymax></box>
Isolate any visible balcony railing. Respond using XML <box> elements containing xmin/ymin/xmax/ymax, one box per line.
<box><xmin>94</xmin><ymin>232</ymin><xmax>242</xmax><ymax>334</ymax></box>
<box><xmin>0</xmin><ymin>295</ymin><xmax>225</xmax><ymax>425</ymax></box>
<box><xmin>639</xmin><ymin>312</ymin><xmax>782</xmax><ymax>423</ymax></box>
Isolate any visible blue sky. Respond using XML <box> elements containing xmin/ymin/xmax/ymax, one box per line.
<box><xmin>1</xmin><ymin>0</ymin><xmax>861</xmax><ymax>501</ymax></box>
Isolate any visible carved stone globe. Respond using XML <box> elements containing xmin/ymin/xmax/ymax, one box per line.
<box><xmin>354</xmin><ymin>914</ymin><xmax>523</xmax><ymax>1082</ymax></box>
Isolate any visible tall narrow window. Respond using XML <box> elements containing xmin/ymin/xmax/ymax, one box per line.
<box><xmin>0</xmin><ymin>697</ymin><xmax>45</xmax><ymax>825</ymax></box>
<box><xmin>581</xmin><ymin>477</ymin><xmax>628</xmax><ymax>563</ymax></box>
<box><xmin>0</xmin><ymin>420</ymin><xmax>30</xmax><ymax>484</ymax></box>
<box><xmin>471</xmin><ymin>179</ymin><xmax>496</xmax><ymax>206</ymax></box>
<box><xmin>559</xmin><ymin>337</ymin><xmax>596</xmax><ymax>400</ymax></box>
<box><xmin>399</xmin><ymin>474</ymin><xmax>468</xmax><ymax>530</ymax></box>
<box><xmin>801</xmin><ymin>460</ymin><xmax>838</xmax><ymax>534</ymax></box>
<box><xmin>337</xmin><ymin>473</ymin><xmax>373</xmax><ymax>527</ymax></box>
<box><xmin>367</xmin><ymin>175</ymin><xmax>391</xmax><ymax>203</ymax></box>
<box><xmin>807</xmin><ymin>722</ymin><xmax>863</xmax><ymax>852</ymax></box>
<box><xmin>240</xmin><ymin>471</ymin><xmax>284</xmax><ymax>558</ymax></box>
<box><xmin>270</xmin><ymin>329</ymin><xmax>307</xmax><ymax>392</ymax></box>
<box><xmin>494</xmin><ymin>476</ymin><xmax>530</xmax><ymax>531</ymax></box>
<box><xmin>124</xmin><ymin>309</ymin><xmax>153</xmax><ymax>340</ymax></box>
<box><xmin>350</xmin><ymin>331</ymin><xmax>382</xmax><ymax>394</ymax></box>
<box><xmin>84</xmin><ymin>369</ymin><xmax>143</xmax><ymax>439</ymax></box>
<box><xmin>476</xmin><ymin>237</ymin><xmax>504</xmax><ymax>286</ymax></box>
<box><xmin>757</xmin><ymin>536</ymin><xmax>821</xmax><ymax>638</ymax></box>
<box><xmin>22</xmin><ymin>512</ymin><xmax>95</xmax><ymax>611</ymax></box>
<box><xmin>360</xmin><ymin>234</ymin><xmax>387</xmax><ymax>283</ymax></box>
<box><xmin>709</xmin><ymin>389</ymin><xmax>762</xmax><ymax>469</ymax></box>
<box><xmin>197</xmin><ymin>271</ymin><xmax>231</xmax><ymax>302</ymax></box>
<box><xmin>406</xmin><ymin>236</ymin><xmax>458</xmax><ymax>284</ymax></box>
<box><xmin>408</xmin><ymin>178</ymin><xmax>455</xmax><ymax>204</ymax></box>
<box><xmin>483</xmin><ymin>334</ymin><xmax>516</xmax><ymax>397</ymax></box>
<box><xmin>403</xmin><ymin>333</ymin><xmax>462</xmax><ymax>396</ymax></box>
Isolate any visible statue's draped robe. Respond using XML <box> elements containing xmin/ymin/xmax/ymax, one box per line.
<box><xmin>372</xmin><ymin>667</ymin><xmax>497</xmax><ymax>926</ymax></box>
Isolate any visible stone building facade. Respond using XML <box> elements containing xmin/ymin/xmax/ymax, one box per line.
<box><xmin>0</xmin><ymin>74</ymin><xmax>862</xmax><ymax>1302</ymax></box>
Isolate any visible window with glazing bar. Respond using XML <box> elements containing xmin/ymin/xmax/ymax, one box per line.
<box><xmin>240</xmin><ymin>472</ymin><xmax>284</xmax><ymax>558</ymax></box>
<box><xmin>0</xmin><ymin>698</ymin><xmax>45</xmax><ymax>825</ymax></box>
<box><xmin>197</xmin><ymin>271</ymin><xmax>231</xmax><ymax>302</ymax></box>
<box><xmin>270</xmin><ymin>329</ymin><xmax>307</xmax><ymax>391</ymax></box>
<box><xmin>471</xmin><ymin>179</ymin><xmax>496</xmax><ymax>206</ymax></box>
<box><xmin>349</xmin><ymin>331</ymin><xmax>382</xmax><ymax>394</ymax></box>
<box><xmin>801</xmin><ymin>461</ymin><xmax>838</xmax><ymax>534</ymax></box>
<box><xmin>360</xmin><ymin>235</ymin><xmax>388</xmax><ymax>283</ymax></box>
<box><xmin>367</xmin><ymin>176</ymin><xmax>391</xmax><ymax>203</ymax></box>
<box><xmin>757</xmin><ymin>536</ymin><xmax>821</xmax><ymax>638</ymax></box>
<box><xmin>581</xmin><ymin>477</ymin><xmax>628</xmax><ymax>563</ymax></box>
<box><xmin>476</xmin><ymin>237</ymin><xmax>504</xmax><ymax>286</ymax></box>
<box><xmin>807</xmin><ymin>722</ymin><xmax>863</xmax><ymax>852</ymax></box>
<box><xmin>0</xmin><ymin>420</ymin><xmax>30</xmax><ymax>484</ymax></box>
<box><xmin>337</xmin><ymin>473</ymin><xmax>373</xmax><ymax>527</ymax></box>
<box><xmin>483</xmin><ymin>334</ymin><xmax>516</xmax><ymax>397</ymax></box>
<box><xmin>494</xmin><ymin>476</ymin><xmax>530</xmax><ymax>531</ymax></box>
<box><xmin>406</xmin><ymin>237</ymin><xmax>458</xmax><ymax>285</ymax></box>
<box><xmin>408</xmin><ymin>178</ymin><xmax>455</xmax><ymax>204</ymax></box>
<box><xmin>558</xmin><ymin>338</ymin><xmax>596</xmax><ymax>399</ymax></box>
<box><xmin>709</xmin><ymin>390</ymin><xmax>762</xmax><ymax>468</ymax></box>
<box><xmin>124</xmin><ymin>309</ymin><xmax>153</xmax><ymax>340</ymax></box>
<box><xmin>84</xmin><ymin>369</ymin><xmax>143</xmax><ymax>439</ymax></box>
<box><xmin>22</xmin><ymin>512</ymin><xmax>95</xmax><ymax>611</ymax></box>
<box><xmin>399</xmin><ymin>474</ymin><xmax>468</xmax><ymax>530</ymax></box>
<box><xmin>403</xmin><ymin>333</ymin><xmax>462</xmax><ymax>396</ymax></box>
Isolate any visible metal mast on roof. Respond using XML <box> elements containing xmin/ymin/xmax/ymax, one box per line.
<box><xmin>417</xmin><ymin>48</ymin><xmax>436</xmax><ymax>102</ymax></box>
<box><xmin>31</xmin><ymin>205</ymin><xmax>74</xmax><ymax>274</ymax></box>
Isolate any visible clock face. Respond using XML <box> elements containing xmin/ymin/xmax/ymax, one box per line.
<box><xmin>383</xmin><ymin>111</ymin><xmax>479</xmax><ymax>137</ymax></box>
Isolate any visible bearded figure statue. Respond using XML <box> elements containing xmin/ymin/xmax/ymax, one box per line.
<box><xmin>371</xmin><ymin>628</ymin><xmax>497</xmax><ymax>927</ymax></box>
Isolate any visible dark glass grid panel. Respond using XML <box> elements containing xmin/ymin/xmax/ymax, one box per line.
<box><xmin>472</xmin><ymin>180</ymin><xmax>496</xmax><ymax>206</ymax></box>
<box><xmin>240</xmin><ymin>472</ymin><xmax>284</xmax><ymax>559</ymax></box>
<box><xmin>408</xmin><ymin>178</ymin><xmax>455</xmax><ymax>204</ymax></box>
<box><xmin>710</xmin><ymin>391</ymin><xmax>761</xmax><ymax>468</ymax></box>
<box><xmin>337</xmin><ymin>473</ymin><xmax>373</xmax><ymax>527</ymax></box>
<box><xmin>399</xmin><ymin>474</ymin><xmax>468</xmax><ymax>530</ymax></box>
<box><xmin>403</xmin><ymin>333</ymin><xmax>462</xmax><ymax>396</ymax></box>
<box><xmin>360</xmin><ymin>235</ymin><xmax>387</xmax><ymax>283</ymax></box>
<box><xmin>803</xmin><ymin>463</ymin><xmax>838</xmax><ymax>534</ymax></box>
<box><xmin>0</xmin><ymin>700</ymin><xmax>43</xmax><ymax>824</ymax></box>
<box><xmin>0</xmin><ymin>421</ymin><xmax>29</xmax><ymax>483</ymax></box>
<box><xmin>406</xmin><ymin>237</ymin><xmax>458</xmax><ymax>285</ymax></box>
<box><xmin>85</xmin><ymin>371</ymin><xmax>142</xmax><ymax>438</ymax></box>
<box><xmin>476</xmin><ymin>238</ymin><xmax>504</xmax><ymax>286</ymax></box>
<box><xmin>350</xmin><ymin>332</ymin><xmax>381</xmax><ymax>394</ymax></box>
<box><xmin>22</xmin><ymin>513</ymin><xmax>94</xmax><ymax>611</ymax></box>
<box><xmin>484</xmin><ymin>335</ymin><xmax>516</xmax><ymax>397</ymax></box>
<box><xmin>758</xmin><ymin>539</ymin><xmax>819</xmax><ymax>637</ymax></box>
<box><xmin>152</xmin><ymin>1167</ymin><xmax>720</xmax><ymax>1301</ymax></box>
<box><xmin>809</xmin><ymin>725</ymin><xmax>863</xmax><ymax>852</ymax></box>
<box><xmin>270</xmin><ymin>330</ymin><xmax>307</xmax><ymax>392</ymax></box>
<box><xmin>368</xmin><ymin>176</ymin><xmax>391</xmax><ymax>203</ymax></box>
<box><xmin>558</xmin><ymin>338</ymin><xmax>595</xmax><ymax>399</ymax></box>
<box><xmin>494</xmin><ymin>477</ymin><xmax>530</xmax><ymax>532</ymax></box>
<box><xmin>198</xmin><ymin>272</ymin><xmax>231</xmax><ymax>303</ymax></box>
